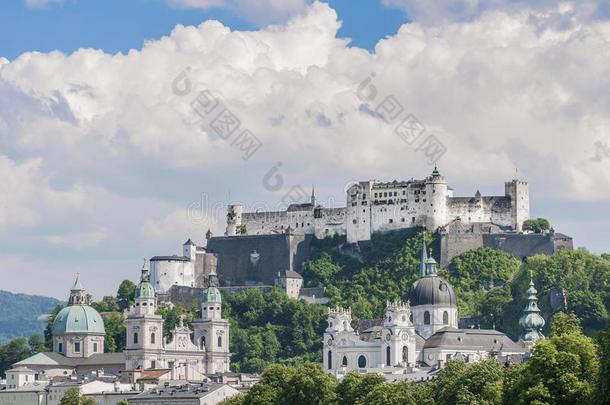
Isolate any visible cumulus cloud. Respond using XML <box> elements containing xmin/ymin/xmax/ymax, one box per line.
<box><xmin>2</xmin><ymin>1</ymin><xmax>610</xmax><ymax>295</ymax></box>
<box><xmin>45</xmin><ymin>227</ymin><xmax>108</xmax><ymax>248</ymax></box>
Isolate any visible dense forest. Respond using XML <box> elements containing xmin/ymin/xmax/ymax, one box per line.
<box><xmin>1</xmin><ymin>228</ymin><xmax>609</xmax><ymax>379</ymax></box>
<box><xmin>0</xmin><ymin>290</ymin><xmax>64</xmax><ymax>343</ymax></box>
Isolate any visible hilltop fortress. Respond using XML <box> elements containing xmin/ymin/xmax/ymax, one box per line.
<box><xmin>226</xmin><ymin>167</ymin><xmax>530</xmax><ymax>243</ymax></box>
<box><xmin>148</xmin><ymin>168</ymin><xmax>571</xmax><ymax>293</ymax></box>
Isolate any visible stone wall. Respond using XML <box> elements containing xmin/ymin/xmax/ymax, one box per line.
<box><xmin>206</xmin><ymin>233</ymin><xmax>313</xmax><ymax>286</ymax></box>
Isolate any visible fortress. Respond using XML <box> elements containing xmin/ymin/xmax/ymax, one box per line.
<box><xmin>147</xmin><ymin>168</ymin><xmax>571</xmax><ymax>292</ymax></box>
<box><xmin>226</xmin><ymin>167</ymin><xmax>530</xmax><ymax>243</ymax></box>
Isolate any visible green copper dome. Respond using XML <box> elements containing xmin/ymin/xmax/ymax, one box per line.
<box><xmin>52</xmin><ymin>275</ymin><xmax>105</xmax><ymax>335</ymax></box>
<box><xmin>202</xmin><ymin>269</ymin><xmax>222</xmax><ymax>303</ymax></box>
<box><xmin>519</xmin><ymin>279</ymin><xmax>545</xmax><ymax>341</ymax></box>
<box><xmin>52</xmin><ymin>305</ymin><xmax>105</xmax><ymax>334</ymax></box>
<box><xmin>135</xmin><ymin>260</ymin><xmax>155</xmax><ymax>299</ymax></box>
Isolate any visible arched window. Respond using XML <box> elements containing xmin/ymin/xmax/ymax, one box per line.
<box><xmin>424</xmin><ymin>311</ymin><xmax>431</xmax><ymax>325</ymax></box>
<box><xmin>218</xmin><ymin>336</ymin><xmax>222</xmax><ymax>348</ymax></box>
<box><xmin>386</xmin><ymin>346</ymin><xmax>391</xmax><ymax>366</ymax></box>
<box><xmin>134</xmin><ymin>332</ymin><xmax>138</xmax><ymax>345</ymax></box>
<box><xmin>201</xmin><ymin>336</ymin><xmax>206</xmax><ymax>349</ymax></box>
<box><xmin>151</xmin><ymin>333</ymin><xmax>156</xmax><ymax>344</ymax></box>
<box><xmin>402</xmin><ymin>346</ymin><xmax>408</xmax><ymax>363</ymax></box>
<box><xmin>58</xmin><ymin>342</ymin><xmax>63</xmax><ymax>353</ymax></box>
<box><xmin>328</xmin><ymin>351</ymin><xmax>332</xmax><ymax>370</ymax></box>
<box><xmin>443</xmin><ymin>311</ymin><xmax>449</xmax><ymax>325</ymax></box>
<box><xmin>93</xmin><ymin>343</ymin><xmax>98</xmax><ymax>353</ymax></box>
<box><xmin>342</xmin><ymin>356</ymin><xmax>348</xmax><ymax>366</ymax></box>
<box><xmin>358</xmin><ymin>355</ymin><xmax>367</xmax><ymax>368</ymax></box>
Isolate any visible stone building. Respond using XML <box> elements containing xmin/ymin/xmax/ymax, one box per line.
<box><xmin>226</xmin><ymin>168</ymin><xmax>530</xmax><ymax>244</ymax></box>
<box><xmin>323</xmin><ymin>240</ymin><xmax>535</xmax><ymax>375</ymax></box>
<box><xmin>125</xmin><ymin>261</ymin><xmax>231</xmax><ymax>377</ymax></box>
<box><xmin>150</xmin><ymin>239</ymin><xmax>217</xmax><ymax>293</ymax></box>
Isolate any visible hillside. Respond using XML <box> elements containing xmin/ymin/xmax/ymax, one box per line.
<box><xmin>0</xmin><ymin>290</ymin><xmax>64</xmax><ymax>343</ymax></box>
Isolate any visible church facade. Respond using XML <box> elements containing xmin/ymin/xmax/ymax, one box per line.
<box><xmin>323</xmin><ymin>239</ymin><xmax>541</xmax><ymax>374</ymax></box>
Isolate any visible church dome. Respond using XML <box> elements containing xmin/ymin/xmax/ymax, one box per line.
<box><xmin>202</xmin><ymin>269</ymin><xmax>222</xmax><ymax>303</ymax></box>
<box><xmin>52</xmin><ymin>305</ymin><xmax>105</xmax><ymax>335</ymax></box>
<box><xmin>408</xmin><ymin>276</ymin><xmax>457</xmax><ymax>307</ymax></box>
<box><xmin>134</xmin><ymin>260</ymin><xmax>155</xmax><ymax>299</ymax></box>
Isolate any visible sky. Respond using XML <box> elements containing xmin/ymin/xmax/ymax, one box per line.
<box><xmin>0</xmin><ymin>0</ymin><xmax>609</xmax><ymax>300</ymax></box>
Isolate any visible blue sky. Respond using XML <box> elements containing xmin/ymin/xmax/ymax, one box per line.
<box><xmin>0</xmin><ymin>0</ymin><xmax>406</xmax><ymax>60</ymax></box>
<box><xmin>1</xmin><ymin>0</ymin><xmax>609</xmax><ymax>299</ymax></box>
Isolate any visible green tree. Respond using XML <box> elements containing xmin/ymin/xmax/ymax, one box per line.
<box><xmin>513</xmin><ymin>313</ymin><xmax>598</xmax><ymax>404</ymax></box>
<box><xmin>60</xmin><ymin>387</ymin><xmax>95</xmax><ymax>405</ymax></box>
<box><xmin>91</xmin><ymin>296</ymin><xmax>120</xmax><ymax>313</ymax></box>
<box><xmin>117</xmin><ymin>279</ymin><xmax>136</xmax><ymax>310</ymax></box>
<box><xmin>44</xmin><ymin>304</ymin><xmax>64</xmax><ymax>349</ymax></box>
<box><xmin>0</xmin><ymin>337</ymin><xmax>32</xmax><ymax>378</ymax></box>
<box><xmin>595</xmin><ymin>322</ymin><xmax>610</xmax><ymax>404</ymax></box>
<box><xmin>522</xmin><ymin>218</ymin><xmax>551</xmax><ymax>233</ymax></box>
<box><xmin>103</xmin><ymin>312</ymin><xmax>126</xmax><ymax>352</ymax></box>
<box><xmin>335</xmin><ymin>371</ymin><xmax>386</xmax><ymax>405</ymax></box>
<box><xmin>28</xmin><ymin>333</ymin><xmax>47</xmax><ymax>354</ymax></box>
<box><xmin>434</xmin><ymin>359</ymin><xmax>504</xmax><ymax>405</ymax></box>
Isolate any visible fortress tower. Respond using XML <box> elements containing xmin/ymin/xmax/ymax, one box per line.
<box><xmin>226</xmin><ymin>204</ymin><xmax>243</xmax><ymax>236</ymax></box>
<box><xmin>424</xmin><ymin>166</ymin><xmax>449</xmax><ymax>230</ymax></box>
<box><xmin>505</xmin><ymin>180</ymin><xmax>530</xmax><ymax>231</ymax></box>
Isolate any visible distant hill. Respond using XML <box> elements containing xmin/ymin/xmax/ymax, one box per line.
<box><xmin>0</xmin><ymin>290</ymin><xmax>64</xmax><ymax>343</ymax></box>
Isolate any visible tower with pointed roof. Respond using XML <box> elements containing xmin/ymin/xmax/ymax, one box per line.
<box><xmin>125</xmin><ymin>260</ymin><xmax>164</xmax><ymax>370</ymax></box>
<box><xmin>52</xmin><ymin>274</ymin><xmax>105</xmax><ymax>358</ymax></box>
<box><xmin>519</xmin><ymin>278</ymin><xmax>545</xmax><ymax>342</ymax></box>
<box><xmin>193</xmin><ymin>269</ymin><xmax>231</xmax><ymax>374</ymax></box>
<box><xmin>408</xmin><ymin>238</ymin><xmax>458</xmax><ymax>339</ymax></box>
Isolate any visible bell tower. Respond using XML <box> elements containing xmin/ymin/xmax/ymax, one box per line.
<box><xmin>193</xmin><ymin>269</ymin><xmax>231</xmax><ymax>374</ymax></box>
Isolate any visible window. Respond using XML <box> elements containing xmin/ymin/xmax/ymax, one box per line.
<box><xmin>218</xmin><ymin>336</ymin><xmax>222</xmax><ymax>347</ymax></box>
<box><xmin>151</xmin><ymin>333</ymin><xmax>156</xmax><ymax>344</ymax></box>
<box><xmin>74</xmin><ymin>342</ymin><xmax>80</xmax><ymax>353</ymax></box>
<box><xmin>358</xmin><ymin>355</ymin><xmax>367</xmax><ymax>368</ymax></box>
<box><xmin>342</xmin><ymin>356</ymin><xmax>348</xmax><ymax>366</ymax></box>
<box><xmin>151</xmin><ymin>360</ymin><xmax>156</xmax><ymax>369</ymax></box>
<box><xmin>58</xmin><ymin>343</ymin><xmax>63</xmax><ymax>353</ymax></box>
<box><xmin>93</xmin><ymin>343</ymin><xmax>98</xmax><ymax>353</ymax></box>
<box><xmin>443</xmin><ymin>311</ymin><xmax>449</xmax><ymax>325</ymax></box>
<box><xmin>424</xmin><ymin>311</ymin><xmax>431</xmax><ymax>325</ymax></box>
<box><xmin>201</xmin><ymin>336</ymin><xmax>206</xmax><ymax>349</ymax></box>
<box><xmin>134</xmin><ymin>332</ymin><xmax>139</xmax><ymax>345</ymax></box>
<box><xmin>328</xmin><ymin>351</ymin><xmax>332</xmax><ymax>370</ymax></box>
<box><xmin>389</xmin><ymin>219</ymin><xmax>393</xmax><ymax>223</ymax></box>
<box><xmin>386</xmin><ymin>346</ymin><xmax>391</xmax><ymax>366</ymax></box>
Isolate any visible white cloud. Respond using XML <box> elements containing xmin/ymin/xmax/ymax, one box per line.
<box><xmin>2</xmin><ymin>1</ymin><xmax>610</xmax><ymax>296</ymax></box>
<box><xmin>45</xmin><ymin>227</ymin><xmax>108</xmax><ymax>249</ymax></box>
<box><xmin>25</xmin><ymin>0</ymin><xmax>63</xmax><ymax>9</ymax></box>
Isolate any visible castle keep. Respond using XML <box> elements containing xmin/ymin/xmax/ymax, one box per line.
<box><xmin>226</xmin><ymin>168</ymin><xmax>530</xmax><ymax>244</ymax></box>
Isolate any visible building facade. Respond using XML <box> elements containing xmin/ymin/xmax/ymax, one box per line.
<box><xmin>125</xmin><ymin>261</ymin><xmax>231</xmax><ymax>378</ymax></box>
<box><xmin>323</xmin><ymin>239</ymin><xmax>535</xmax><ymax>375</ymax></box>
<box><xmin>225</xmin><ymin>168</ymin><xmax>529</xmax><ymax>244</ymax></box>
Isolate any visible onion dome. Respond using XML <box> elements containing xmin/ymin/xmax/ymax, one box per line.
<box><xmin>52</xmin><ymin>275</ymin><xmax>105</xmax><ymax>335</ymax></box>
<box><xmin>134</xmin><ymin>259</ymin><xmax>155</xmax><ymax>299</ymax></box>
<box><xmin>519</xmin><ymin>278</ymin><xmax>545</xmax><ymax>341</ymax></box>
<box><xmin>202</xmin><ymin>268</ymin><xmax>222</xmax><ymax>303</ymax></box>
<box><xmin>409</xmin><ymin>238</ymin><xmax>457</xmax><ymax>307</ymax></box>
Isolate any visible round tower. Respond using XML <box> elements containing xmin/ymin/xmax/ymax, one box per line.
<box><xmin>226</xmin><ymin>204</ymin><xmax>243</xmax><ymax>236</ymax></box>
<box><xmin>424</xmin><ymin>166</ymin><xmax>448</xmax><ymax>231</ymax></box>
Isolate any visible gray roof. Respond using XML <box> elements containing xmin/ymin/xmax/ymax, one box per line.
<box><xmin>287</xmin><ymin>203</ymin><xmax>314</xmax><ymax>212</ymax></box>
<box><xmin>355</xmin><ymin>319</ymin><xmax>384</xmax><ymax>334</ymax></box>
<box><xmin>299</xmin><ymin>287</ymin><xmax>325</xmax><ymax>297</ymax></box>
<box><xmin>15</xmin><ymin>352</ymin><xmax>125</xmax><ymax>368</ymax></box>
<box><xmin>150</xmin><ymin>255</ymin><xmax>191</xmax><ymax>262</ymax></box>
<box><xmin>408</xmin><ymin>276</ymin><xmax>457</xmax><ymax>307</ymax></box>
<box><xmin>131</xmin><ymin>382</ymin><xmax>228</xmax><ymax>400</ymax></box>
<box><xmin>424</xmin><ymin>328</ymin><xmax>525</xmax><ymax>353</ymax></box>
<box><xmin>277</xmin><ymin>270</ymin><xmax>303</xmax><ymax>279</ymax></box>
<box><xmin>183</xmin><ymin>239</ymin><xmax>196</xmax><ymax>246</ymax></box>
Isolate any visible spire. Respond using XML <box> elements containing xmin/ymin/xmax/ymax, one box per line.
<box><xmin>419</xmin><ymin>237</ymin><xmax>428</xmax><ymax>278</ymax></box>
<box><xmin>71</xmin><ymin>272</ymin><xmax>84</xmax><ymax>291</ymax></box>
<box><xmin>311</xmin><ymin>185</ymin><xmax>316</xmax><ymax>206</ymax></box>
<box><xmin>202</xmin><ymin>268</ymin><xmax>221</xmax><ymax>303</ymax></box>
<box><xmin>134</xmin><ymin>259</ymin><xmax>155</xmax><ymax>299</ymax></box>
<box><xmin>519</xmin><ymin>277</ymin><xmax>545</xmax><ymax>342</ymax></box>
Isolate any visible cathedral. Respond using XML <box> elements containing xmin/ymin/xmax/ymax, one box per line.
<box><xmin>323</xmin><ymin>239</ymin><xmax>543</xmax><ymax>374</ymax></box>
<box><xmin>12</xmin><ymin>261</ymin><xmax>231</xmax><ymax>380</ymax></box>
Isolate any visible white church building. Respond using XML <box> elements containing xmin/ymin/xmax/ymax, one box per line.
<box><xmin>324</xmin><ymin>239</ymin><xmax>536</xmax><ymax>374</ymax></box>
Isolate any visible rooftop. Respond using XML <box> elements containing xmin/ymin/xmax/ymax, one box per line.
<box><xmin>131</xmin><ymin>382</ymin><xmax>230</xmax><ymax>400</ymax></box>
